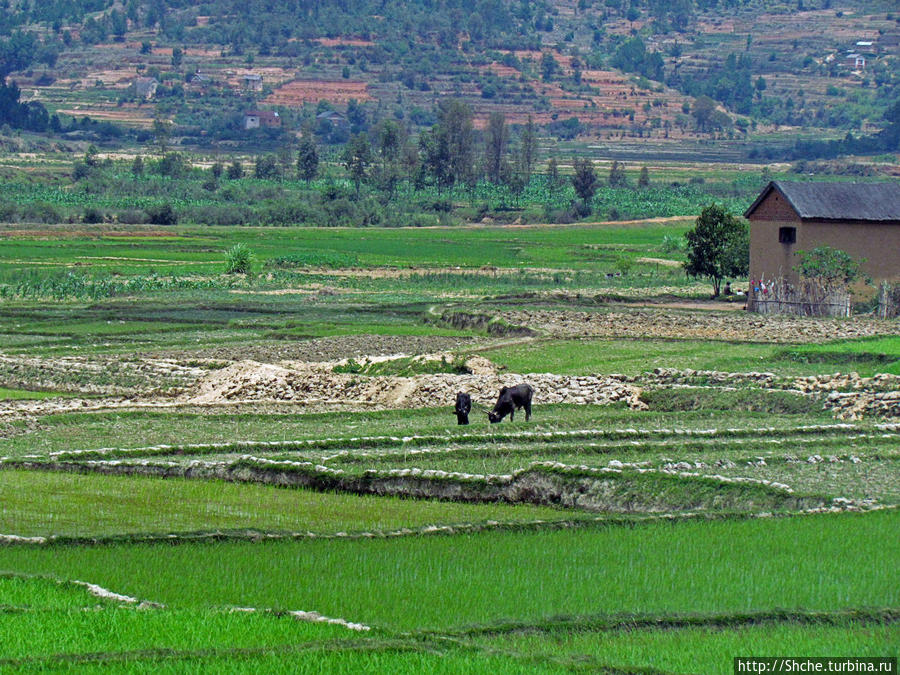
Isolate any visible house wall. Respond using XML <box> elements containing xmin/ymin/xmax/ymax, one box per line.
<box><xmin>749</xmin><ymin>191</ymin><xmax>900</xmax><ymax>285</ymax></box>
<box><xmin>748</xmin><ymin>190</ymin><xmax>801</xmax><ymax>283</ymax></box>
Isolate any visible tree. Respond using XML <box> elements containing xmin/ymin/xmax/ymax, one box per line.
<box><xmin>437</xmin><ymin>99</ymin><xmax>475</xmax><ymax>188</ymax></box>
<box><xmin>419</xmin><ymin>125</ymin><xmax>454</xmax><ymax>194</ymax></box>
<box><xmin>683</xmin><ymin>204</ymin><xmax>749</xmax><ymax>297</ymax></box>
<box><xmin>296</xmin><ymin>135</ymin><xmax>319</xmax><ymax>185</ymax></box>
<box><xmin>484</xmin><ymin>112</ymin><xmax>508</xmax><ymax>184</ymax></box>
<box><xmin>794</xmin><ymin>246</ymin><xmax>864</xmax><ymax>287</ymax></box>
<box><xmin>254</xmin><ymin>154</ymin><xmax>280</xmax><ymax>179</ymax></box>
<box><xmin>638</xmin><ymin>166</ymin><xmax>650</xmax><ymax>187</ymax></box>
<box><xmin>518</xmin><ymin>115</ymin><xmax>537</xmax><ymax>182</ymax></box>
<box><xmin>131</xmin><ymin>155</ymin><xmax>144</xmax><ymax>178</ymax></box>
<box><xmin>374</xmin><ymin>119</ymin><xmax>404</xmax><ymax>169</ymax></box>
<box><xmin>608</xmin><ymin>160</ymin><xmax>628</xmax><ymax>187</ymax></box>
<box><xmin>226</xmin><ymin>160</ymin><xmax>243</xmax><ymax>180</ymax></box>
<box><xmin>546</xmin><ymin>156</ymin><xmax>561</xmax><ymax>199</ymax></box>
<box><xmin>571</xmin><ymin>158</ymin><xmax>598</xmax><ymax>213</ymax></box>
<box><xmin>691</xmin><ymin>95</ymin><xmax>717</xmax><ymax>133</ymax></box>
<box><xmin>342</xmin><ymin>133</ymin><xmax>372</xmax><ymax>198</ymax></box>
<box><xmin>540</xmin><ymin>51</ymin><xmax>558</xmax><ymax>82</ymax></box>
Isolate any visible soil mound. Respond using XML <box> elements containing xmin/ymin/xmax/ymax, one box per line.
<box><xmin>187</xmin><ymin>360</ymin><xmax>646</xmax><ymax>410</ymax></box>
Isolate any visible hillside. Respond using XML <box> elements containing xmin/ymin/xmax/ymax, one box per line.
<box><xmin>1</xmin><ymin>0</ymin><xmax>898</xmax><ymax>161</ymax></box>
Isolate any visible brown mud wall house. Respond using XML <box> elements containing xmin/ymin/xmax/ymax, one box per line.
<box><xmin>744</xmin><ymin>181</ymin><xmax>900</xmax><ymax>299</ymax></box>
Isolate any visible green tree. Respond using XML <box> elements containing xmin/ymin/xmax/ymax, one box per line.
<box><xmin>437</xmin><ymin>99</ymin><xmax>475</xmax><ymax>188</ymax></box>
<box><xmin>254</xmin><ymin>154</ymin><xmax>280</xmax><ymax>179</ymax></box>
<box><xmin>131</xmin><ymin>155</ymin><xmax>144</xmax><ymax>179</ymax></box>
<box><xmin>608</xmin><ymin>160</ymin><xmax>628</xmax><ymax>187</ymax></box>
<box><xmin>540</xmin><ymin>51</ymin><xmax>558</xmax><ymax>81</ymax></box>
<box><xmin>684</xmin><ymin>204</ymin><xmax>749</xmax><ymax>297</ymax></box>
<box><xmin>419</xmin><ymin>125</ymin><xmax>454</xmax><ymax>194</ymax></box>
<box><xmin>794</xmin><ymin>247</ymin><xmax>864</xmax><ymax>287</ymax></box>
<box><xmin>374</xmin><ymin>119</ymin><xmax>404</xmax><ymax>169</ymax></box>
<box><xmin>518</xmin><ymin>115</ymin><xmax>537</xmax><ymax>182</ymax></box>
<box><xmin>226</xmin><ymin>160</ymin><xmax>243</xmax><ymax>180</ymax></box>
<box><xmin>638</xmin><ymin>166</ymin><xmax>650</xmax><ymax>187</ymax></box>
<box><xmin>484</xmin><ymin>111</ymin><xmax>509</xmax><ymax>184</ymax></box>
<box><xmin>691</xmin><ymin>95</ymin><xmax>717</xmax><ymax>133</ymax></box>
<box><xmin>546</xmin><ymin>156</ymin><xmax>560</xmax><ymax>195</ymax></box>
<box><xmin>571</xmin><ymin>158</ymin><xmax>598</xmax><ymax>213</ymax></box>
<box><xmin>296</xmin><ymin>135</ymin><xmax>319</xmax><ymax>185</ymax></box>
<box><xmin>342</xmin><ymin>133</ymin><xmax>372</xmax><ymax>198</ymax></box>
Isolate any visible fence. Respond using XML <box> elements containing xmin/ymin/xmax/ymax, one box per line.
<box><xmin>877</xmin><ymin>282</ymin><xmax>900</xmax><ymax>319</ymax></box>
<box><xmin>747</xmin><ymin>277</ymin><xmax>851</xmax><ymax>317</ymax></box>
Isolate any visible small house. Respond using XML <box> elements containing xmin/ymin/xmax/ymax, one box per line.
<box><xmin>745</xmin><ymin>181</ymin><xmax>900</xmax><ymax>289</ymax></box>
<box><xmin>844</xmin><ymin>52</ymin><xmax>866</xmax><ymax>70</ymax></box>
<box><xmin>244</xmin><ymin>110</ymin><xmax>281</xmax><ymax>130</ymax></box>
<box><xmin>134</xmin><ymin>77</ymin><xmax>158</xmax><ymax>100</ymax></box>
<box><xmin>243</xmin><ymin>74</ymin><xmax>263</xmax><ymax>92</ymax></box>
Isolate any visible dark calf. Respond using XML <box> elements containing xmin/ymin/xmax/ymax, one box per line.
<box><xmin>454</xmin><ymin>391</ymin><xmax>472</xmax><ymax>425</ymax></box>
<box><xmin>487</xmin><ymin>383</ymin><xmax>533</xmax><ymax>424</ymax></box>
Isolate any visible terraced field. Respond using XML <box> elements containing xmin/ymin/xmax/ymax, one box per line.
<box><xmin>0</xmin><ymin>222</ymin><xmax>897</xmax><ymax>672</ymax></box>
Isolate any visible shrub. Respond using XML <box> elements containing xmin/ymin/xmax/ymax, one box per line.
<box><xmin>145</xmin><ymin>203</ymin><xmax>178</xmax><ymax>225</ymax></box>
<box><xmin>82</xmin><ymin>207</ymin><xmax>104</xmax><ymax>223</ymax></box>
<box><xmin>224</xmin><ymin>243</ymin><xmax>253</xmax><ymax>274</ymax></box>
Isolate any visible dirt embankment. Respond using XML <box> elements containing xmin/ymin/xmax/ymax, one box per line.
<box><xmin>495</xmin><ymin>308</ymin><xmax>897</xmax><ymax>343</ymax></box>
<box><xmin>18</xmin><ymin>460</ymin><xmax>831</xmax><ymax>515</ymax></box>
<box><xmin>188</xmin><ymin>360</ymin><xmax>646</xmax><ymax>411</ymax></box>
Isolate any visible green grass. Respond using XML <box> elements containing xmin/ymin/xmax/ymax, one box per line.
<box><xmin>0</xmin><ymin>606</ymin><xmax>355</xmax><ymax>661</ymax></box>
<box><xmin>1</xmin><ymin>511</ymin><xmax>895</xmax><ymax>631</ymax></box>
<box><xmin>471</xmin><ymin>622</ymin><xmax>900</xmax><ymax>675</ymax></box>
<box><xmin>0</xmin><ymin>388</ymin><xmax>61</xmax><ymax>401</ymax></box>
<box><xmin>0</xmin><ymin>574</ymin><xmax>120</xmax><ymax>610</ymax></box>
<box><xmin>781</xmin><ymin>336</ymin><xmax>900</xmax><ymax>375</ymax></box>
<box><xmin>484</xmin><ymin>338</ymin><xmax>900</xmax><ymax>377</ymax></box>
<box><xmin>2</xmin><ymin>644</ymin><xmax>570</xmax><ymax>674</ymax></box>
<box><xmin>0</xmin><ymin>470</ymin><xmax>579</xmax><ymax>538</ymax></box>
<box><xmin>0</xmin><ymin>404</ymin><xmax>842</xmax><ymax>459</ymax></box>
<box><xmin>0</xmin><ymin>223</ymin><xmax>689</xmax><ymax>275</ymax></box>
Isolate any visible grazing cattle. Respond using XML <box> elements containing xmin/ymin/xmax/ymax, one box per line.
<box><xmin>454</xmin><ymin>392</ymin><xmax>472</xmax><ymax>425</ymax></box>
<box><xmin>487</xmin><ymin>383</ymin><xmax>533</xmax><ymax>424</ymax></box>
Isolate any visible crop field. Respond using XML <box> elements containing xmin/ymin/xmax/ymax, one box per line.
<box><xmin>0</xmin><ymin>221</ymin><xmax>897</xmax><ymax>672</ymax></box>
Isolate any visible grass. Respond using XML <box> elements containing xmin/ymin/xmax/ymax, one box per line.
<box><xmin>0</xmin><ymin>388</ymin><xmax>62</xmax><ymax>401</ymax></box>
<box><xmin>0</xmin><ymin>222</ymin><xmax>689</xmax><ymax>275</ymax></box>
<box><xmin>0</xmin><ymin>470</ymin><xmax>582</xmax><ymax>538</ymax></box>
<box><xmin>781</xmin><ymin>336</ymin><xmax>900</xmax><ymax>375</ymax></box>
<box><xmin>471</xmin><ymin>622</ymin><xmax>900</xmax><ymax>674</ymax></box>
<box><xmin>0</xmin><ymin>574</ymin><xmax>120</xmax><ymax>610</ymax></box>
<box><xmin>2</xmin><ymin>644</ymin><xmax>571</xmax><ymax>674</ymax></box>
<box><xmin>0</xmin><ymin>605</ymin><xmax>355</xmax><ymax>661</ymax></box>
<box><xmin>1</xmin><ymin>510</ymin><xmax>895</xmax><ymax>631</ymax></box>
<box><xmin>0</xmin><ymin>404</ymin><xmax>844</xmax><ymax>459</ymax></box>
<box><xmin>484</xmin><ymin>337</ymin><xmax>900</xmax><ymax>377</ymax></box>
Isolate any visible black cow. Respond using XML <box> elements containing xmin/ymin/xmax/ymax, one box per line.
<box><xmin>487</xmin><ymin>383</ymin><xmax>533</xmax><ymax>424</ymax></box>
<box><xmin>454</xmin><ymin>391</ymin><xmax>472</xmax><ymax>425</ymax></box>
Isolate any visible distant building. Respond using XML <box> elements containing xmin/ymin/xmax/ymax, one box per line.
<box><xmin>745</xmin><ymin>181</ymin><xmax>900</xmax><ymax>290</ymax></box>
<box><xmin>316</xmin><ymin>110</ymin><xmax>348</xmax><ymax>128</ymax></box>
<box><xmin>844</xmin><ymin>52</ymin><xmax>866</xmax><ymax>70</ymax></box>
<box><xmin>243</xmin><ymin>74</ymin><xmax>263</xmax><ymax>91</ymax></box>
<box><xmin>134</xmin><ymin>77</ymin><xmax>158</xmax><ymax>100</ymax></box>
<box><xmin>244</xmin><ymin>110</ymin><xmax>281</xmax><ymax>130</ymax></box>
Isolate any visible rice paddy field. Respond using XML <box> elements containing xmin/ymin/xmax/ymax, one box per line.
<box><xmin>0</xmin><ymin>221</ymin><xmax>897</xmax><ymax>673</ymax></box>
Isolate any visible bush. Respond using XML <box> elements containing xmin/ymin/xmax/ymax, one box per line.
<box><xmin>145</xmin><ymin>203</ymin><xmax>178</xmax><ymax>225</ymax></box>
<box><xmin>117</xmin><ymin>209</ymin><xmax>148</xmax><ymax>224</ymax></box>
<box><xmin>82</xmin><ymin>207</ymin><xmax>104</xmax><ymax>224</ymax></box>
<box><xmin>224</xmin><ymin>243</ymin><xmax>253</xmax><ymax>274</ymax></box>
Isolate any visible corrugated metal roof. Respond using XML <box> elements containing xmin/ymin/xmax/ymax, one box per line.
<box><xmin>745</xmin><ymin>181</ymin><xmax>900</xmax><ymax>221</ymax></box>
